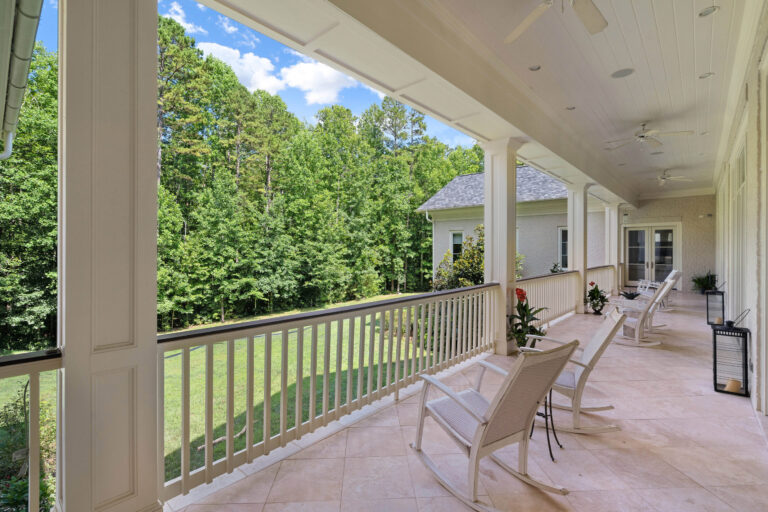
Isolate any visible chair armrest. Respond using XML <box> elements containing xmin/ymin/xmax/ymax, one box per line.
<box><xmin>519</xmin><ymin>347</ymin><xmax>542</xmax><ymax>353</ymax></box>
<box><xmin>526</xmin><ymin>335</ymin><xmax>582</xmax><ymax>351</ymax></box>
<box><xmin>568</xmin><ymin>358</ymin><xmax>589</xmax><ymax>369</ymax></box>
<box><xmin>476</xmin><ymin>360</ymin><xmax>508</xmax><ymax>377</ymax></box>
<box><xmin>419</xmin><ymin>375</ymin><xmax>487</xmax><ymax>424</ymax></box>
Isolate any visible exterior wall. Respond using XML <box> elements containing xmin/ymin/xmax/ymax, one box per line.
<box><xmin>621</xmin><ymin>195</ymin><xmax>716</xmax><ymax>292</ymax></box>
<box><xmin>430</xmin><ymin>204</ymin><xmax>605</xmax><ymax>278</ymax></box>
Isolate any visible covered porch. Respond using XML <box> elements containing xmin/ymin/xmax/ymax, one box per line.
<box><xmin>166</xmin><ymin>294</ymin><xmax>768</xmax><ymax>512</ymax></box>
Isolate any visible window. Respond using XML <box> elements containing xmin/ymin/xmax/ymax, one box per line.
<box><xmin>451</xmin><ymin>232</ymin><xmax>464</xmax><ymax>261</ymax></box>
<box><xmin>558</xmin><ymin>227</ymin><xmax>568</xmax><ymax>269</ymax></box>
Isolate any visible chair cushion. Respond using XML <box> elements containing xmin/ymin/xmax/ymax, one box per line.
<box><xmin>427</xmin><ymin>388</ymin><xmax>490</xmax><ymax>443</ymax></box>
<box><xmin>554</xmin><ymin>369</ymin><xmax>576</xmax><ymax>389</ymax></box>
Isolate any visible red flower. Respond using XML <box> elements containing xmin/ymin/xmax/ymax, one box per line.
<box><xmin>589</xmin><ymin>281</ymin><xmax>595</xmax><ymax>287</ymax></box>
<box><xmin>515</xmin><ymin>288</ymin><xmax>527</xmax><ymax>302</ymax></box>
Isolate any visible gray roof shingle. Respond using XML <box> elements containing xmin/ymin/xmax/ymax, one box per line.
<box><xmin>416</xmin><ymin>165</ymin><xmax>567</xmax><ymax>212</ymax></box>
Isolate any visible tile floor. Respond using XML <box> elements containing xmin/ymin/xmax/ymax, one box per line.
<box><xmin>168</xmin><ymin>293</ymin><xmax>768</xmax><ymax>511</ymax></box>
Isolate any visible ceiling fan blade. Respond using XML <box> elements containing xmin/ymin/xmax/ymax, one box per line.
<box><xmin>654</xmin><ymin>130</ymin><xmax>694</xmax><ymax>137</ymax></box>
<box><xmin>643</xmin><ymin>137</ymin><xmax>663</xmax><ymax>148</ymax></box>
<box><xmin>572</xmin><ymin>0</ymin><xmax>608</xmax><ymax>35</ymax></box>
<box><xmin>605</xmin><ymin>139</ymin><xmax>634</xmax><ymax>150</ymax></box>
<box><xmin>603</xmin><ymin>136</ymin><xmax>634</xmax><ymax>144</ymax></box>
<box><xmin>666</xmin><ymin>177</ymin><xmax>693</xmax><ymax>181</ymax></box>
<box><xmin>658</xmin><ymin>178</ymin><xmax>667</xmax><ymax>187</ymax></box>
<box><xmin>504</xmin><ymin>1</ymin><xmax>552</xmax><ymax>44</ymax></box>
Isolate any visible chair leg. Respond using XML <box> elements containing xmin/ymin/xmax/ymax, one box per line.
<box><xmin>413</xmin><ymin>384</ymin><xmax>430</xmax><ymax>451</ymax></box>
<box><xmin>468</xmin><ymin>453</ymin><xmax>480</xmax><ymax>503</ymax></box>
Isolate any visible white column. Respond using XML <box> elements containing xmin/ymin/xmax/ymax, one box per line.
<box><xmin>567</xmin><ymin>182</ymin><xmax>591</xmax><ymax>313</ymax></box>
<box><xmin>604</xmin><ymin>203</ymin><xmax>622</xmax><ymax>294</ymax></box>
<box><xmin>60</xmin><ymin>1</ymin><xmax>160</xmax><ymax>511</ymax></box>
<box><xmin>482</xmin><ymin>138</ymin><xmax>521</xmax><ymax>355</ymax></box>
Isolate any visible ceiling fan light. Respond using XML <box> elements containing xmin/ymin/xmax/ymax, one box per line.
<box><xmin>698</xmin><ymin>6</ymin><xmax>720</xmax><ymax>17</ymax></box>
<box><xmin>611</xmin><ymin>68</ymin><xmax>634</xmax><ymax>78</ymax></box>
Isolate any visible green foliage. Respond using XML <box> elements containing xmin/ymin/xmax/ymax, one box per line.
<box><xmin>507</xmin><ymin>288</ymin><xmax>546</xmax><ymax>348</ymax></box>
<box><xmin>691</xmin><ymin>271</ymin><xmax>717</xmax><ymax>293</ymax></box>
<box><xmin>587</xmin><ymin>281</ymin><xmax>608</xmax><ymax>313</ymax></box>
<box><xmin>550</xmin><ymin>262</ymin><xmax>563</xmax><ymax>273</ymax></box>
<box><xmin>620</xmin><ymin>291</ymin><xmax>640</xmax><ymax>300</ymax></box>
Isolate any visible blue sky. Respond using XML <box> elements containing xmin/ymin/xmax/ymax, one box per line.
<box><xmin>38</xmin><ymin>0</ymin><xmax>475</xmax><ymax>148</ymax></box>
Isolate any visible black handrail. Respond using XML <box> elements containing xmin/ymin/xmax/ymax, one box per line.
<box><xmin>587</xmin><ymin>265</ymin><xmax>614</xmax><ymax>271</ymax></box>
<box><xmin>517</xmin><ymin>270</ymin><xmax>579</xmax><ymax>282</ymax></box>
<box><xmin>157</xmin><ymin>282</ymin><xmax>499</xmax><ymax>345</ymax></box>
<box><xmin>0</xmin><ymin>347</ymin><xmax>62</xmax><ymax>368</ymax></box>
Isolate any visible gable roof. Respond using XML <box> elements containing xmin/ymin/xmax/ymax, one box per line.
<box><xmin>416</xmin><ymin>165</ymin><xmax>567</xmax><ymax>212</ymax></box>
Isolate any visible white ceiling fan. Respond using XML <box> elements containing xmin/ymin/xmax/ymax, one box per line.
<box><xmin>604</xmin><ymin>123</ymin><xmax>694</xmax><ymax>151</ymax></box>
<box><xmin>505</xmin><ymin>0</ymin><xmax>608</xmax><ymax>44</ymax></box>
<box><xmin>649</xmin><ymin>169</ymin><xmax>693</xmax><ymax>187</ymax></box>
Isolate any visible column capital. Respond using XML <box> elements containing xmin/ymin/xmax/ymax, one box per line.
<box><xmin>565</xmin><ymin>181</ymin><xmax>594</xmax><ymax>193</ymax></box>
<box><xmin>480</xmin><ymin>137</ymin><xmax>526</xmax><ymax>155</ymax></box>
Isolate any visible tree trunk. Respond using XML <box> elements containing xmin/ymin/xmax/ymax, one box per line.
<box><xmin>265</xmin><ymin>154</ymin><xmax>272</xmax><ymax>213</ymax></box>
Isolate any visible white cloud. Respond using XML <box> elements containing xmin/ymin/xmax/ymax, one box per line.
<box><xmin>280</xmin><ymin>60</ymin><xmax>357</xmax><ymax>105</ymax></box>
<box><xmin>363</xmin><ymin>84</ymin><xmax>385</xmax><ymax>100</ymax></box>
<box><xmin>241</xmin><ymin>32</ymin><xmax>260</xmax><ymax>49</ymax></box>
<box><xmin>165</xmin><ymin>1</ymin><xmax>208</xmax><ymax>35</ymax></box>
<box><xmin>197</xmin><ymin>42</ymin><xmax>285</xmax><ymax>94</ymax></box>
<box><xmin>196</xmin><ymin>2</ymin><xmax>207</xmax><ymax>10</ymax></box>
<box><xmin>217</xmin><ymin>15</ymin><xmax>238</xmax><ymax>34</ymax></box>
<box><xmin>48</xmin><ymin>0</ymin><xmax>57</xmax><ymax>8</ymax></box>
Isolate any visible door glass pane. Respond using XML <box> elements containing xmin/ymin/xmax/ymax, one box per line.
<box><xmin>627</xmin><ymin>229</ymin><xmax>646</xmax><ymax>282</ymax></box>
<box><xmin>654</xmin><ymin>229</ymin><xmax>674</xmax><ymax>281</ymax></box>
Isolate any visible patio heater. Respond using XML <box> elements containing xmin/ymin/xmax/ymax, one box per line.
<box><xmin>712</xmin><ymin>315</ymin><xmax>750</xmax><ymax>397</ymax></box>
<box><xmin>706</xmin><ymin>290</ymin><xmax>725</xmax><ymax>325</ymax></box>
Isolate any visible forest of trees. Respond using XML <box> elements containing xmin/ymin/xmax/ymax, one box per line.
<box><xmin>0</xmin><ymin>17</ymin><xmax>485</xmax><ymax>351</ymax></box>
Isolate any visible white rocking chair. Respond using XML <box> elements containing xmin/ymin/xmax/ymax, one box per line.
<box><xmin>526</xmin><ymin>308</ymin><xmax>626</xmax><ymax>434</ymax></box>
<box><xmin>614</xmin><ymin>280</ymin><xmax>673</xmax><ymax>347</ymax></box>
<box><xmin>411</xmin><ymin>341</ymin><xmax>578</xmax><ymax>510</ymax></box>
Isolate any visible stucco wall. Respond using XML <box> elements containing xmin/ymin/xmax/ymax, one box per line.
<box><xmin>430</xmin><ymin>207</ymin><xmax>606</xmax><ymax>278</ymax></box>
<box><xmin>517</xmin><ymin>212</ymin><xmax>605</xmax><ymax>276</ymax></box>
<box><xmin>621</xmin><ymin>195</ymin><xmax>716</xmax><ymax>290</ymax></box>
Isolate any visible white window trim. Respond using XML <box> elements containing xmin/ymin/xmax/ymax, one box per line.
<box><xmin>449</xmin><ymin>230</ymin><xmax>464</xmax><ymax>261</ymax></box>
<box><xmin>557</xmin><ymin>226</ymin><xmax>568</xmax><ymax>270</ymax></box>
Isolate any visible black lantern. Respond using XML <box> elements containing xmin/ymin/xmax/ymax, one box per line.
<box><xmin>712</xmin><ymin>324</ymin><xmax>750</xmax><ymax>397</ymax></box>
<box><xmin>706</xmin><ymin>290</ymin><xmax>725</xmax><ymax>325</ymax></box>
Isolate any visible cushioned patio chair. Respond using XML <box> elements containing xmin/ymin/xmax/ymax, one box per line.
<box><xmin>526</xmin><ymin>307</ymin><xmax>626</xmax><ymax>434</ymax></box>
<box><xmin>411</xmin><ymin>341</ymin><xmax>578</xmax><ymax>510</ymax></box>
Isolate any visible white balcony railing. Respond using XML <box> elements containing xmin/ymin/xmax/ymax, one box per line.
<box><xmin>515</xmin><ymin>271</ymin><xmax>581</xmax><ymax>325</ymax></box>
<box><xmin>0</xmin><ymin>349</ymin><xmax>62</xmax><ymax>512</ymax></box>
<box><xmin>156</xmin><ymin>283</ymin><xmax>497</xmax><ymax>501</ymax></box>
<box><xmin>587</xmin><ymin>265</ymin><xmax>616</xmax><ymax>295</ymax></box>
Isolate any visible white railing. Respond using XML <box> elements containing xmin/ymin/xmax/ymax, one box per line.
<box><xmin>0</xmin><ymin>349</ymin><xmax>62</xmax><ymax>512</ymax></box>
<box><xmin>587</xmin><ymin>265</ymin><xmax>616</xmax><ymax>294</ymax></box>
<box><xmin>156</xmin><ymin>283</ymin><xmax>497</xmax><ymax>501</ymax></box>
<box><xmin>514</xmin><ymin>271</ymin><xmax>581</xmax><ymax>326</ymax></box>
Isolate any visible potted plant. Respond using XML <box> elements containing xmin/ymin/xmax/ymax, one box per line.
<box><xmin>620</xmin><ymin>290</ymin><xmax>641</xmax><ymax>300</ymax></box>
<box><xmin>507</xmin><ymin>288</ymin><xmax>547</xmax><ymax>348</ymax></box>
<box><xmin>587</xmin><ymin>281</ymin><xmax>608</xmax><ymax>315</ymax></box>
<box><xmin>550</xmin><ymin>262</ymin><xmax>563</xmax><ymax>273</ymax></box>
<box><xmin>691</xmin><ymin>271</ymin><xmax>717</xmax><ymax>294</ymax></box>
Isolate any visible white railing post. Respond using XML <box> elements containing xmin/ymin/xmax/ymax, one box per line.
<box><xmin>482</xmin><ymin>138</ymin><xmax>523</xmax><ymax>355</ymax></box>
<box><xmin>605</xmin><ymin>202</ymin><xmax>623</xmax><ymax>294</ymax></box>
<box><xmin>567</xmin><ymin>182</ymin><xmax>592</xmax><ymax>313</ymax></box>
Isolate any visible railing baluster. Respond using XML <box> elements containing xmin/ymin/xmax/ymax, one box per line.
<box><xmin>264</xmin><ymin>333</ymin><xmax>272</xmax><ymax>454</ymax></box>
<box><xmin>357</xmin><ymin>315</ymin><xmax>365</xmax><ymax>407</ymax></box>
<box><xmin>367</xmin><ymin>312</ymin><xmax>375</xmax><ymax>403</ymax></box>
<box><xmin>438</xmin><ymin>300</ymin><xmax>446</xmax><ymax>369</ymax></box>
<box><xmin>377</xmin><ymin>311</ymin><xmax>385</xmax><ymax>398</ymax></box>
<box><xmin>473</xmin><ymin>292</ymin><xmax>480</xmax><ymax>354</ymax></box>
<box><xmin>418</xmin><ymin>302</ymin><xmax>426</xmax><ymax>374</ymax></box>
<box><xmin>322</xmin><ymin>321</ymin><xmax>331</xmax><ymax>426</ymax></box>
<box><xmin>310</xmin><ymin>324</ymin><xmax>318</xmax><ymax>430</ymax></box>
<box><xmin>181</xmin><ymin>347</ymin><xmax>190</xmax><ymax>495</ymax></box>
<box><xmin>28</xmin><ymin>371</ymin><xmax>40</xmax><ymax>512</ymax></box>
<box><xmin>335</xmin><ymin>320</ymin><xmax>343</xmax><ymax>418</ymax></box>
<box><xmin>386</xmin><ymin>309</ymin><xmax>394</xmax><ymax>393</ymax></box>
<box><xmin>226</xmin><ymin>339</ymin><xmax>235</xmax><ymax>472</ymax></box>
<box><xmin>205</xmin><ymin>343</ymin><xmax>214</xmax><ymax>480</ymax></box>
<box><xmin>404</xmin><ymin>305</ymin><xmax>412</xmax><ymax>384</ymax></box>
<box><xmin>246</xmin><ymin>336</ymin><xmax>254</xmax><ymax>463</ymax></box>
<box><xmin>346</xmin><ymin>316</ymin><xmax>355</xmax><ymax>410</ymax></box>
<box><xmin>280</xmin><ymin>329</ymin><xmax>289</xmax><ymax>446</ymax></box>
<box><xmin>295</xmin><ymin>325</ymin><xmax>304</xmax><ymax>437</ymax></box>
<box><xmin>394</xmin><ymin>307</ymin><xmax>402</xmax><ymax>399</ymax></box>
<box><xmin>425</xmin><ymin>302</ymin><xmax>434</xmax><ymax>372</ymax></box>
<box><xmin>411</xmin><ymin>305</ymin><xmax>418</xmax><ymax>381</ymax></box>
<box><xmin>460</xmin><ymin>296</ymin><xmax>467</xmax><ymax>360</ymax></box>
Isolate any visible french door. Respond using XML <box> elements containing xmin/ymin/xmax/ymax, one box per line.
<box><xmin>625</xmin><ymin>225</ymin><xmax>678</xmax><ymax>286</ymax></box>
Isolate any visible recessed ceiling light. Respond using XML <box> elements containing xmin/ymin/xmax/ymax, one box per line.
<box><xmin>528</xmin><ymin>65</ymin><xmax>541</xmax><ymax>71</ymax></box>
<box><xmin>618</xmin><ymin>163</ymin><xmax>626</xmax><ymax>167</ymax></box>
<box><xmin>565</xmin><ymin>106</ymin><xmax>576</xmax><ymax>110</ymax></box>
<box><xmin>699</xmin><ymin>72</ymin><xmax>715</xmax><ymax>79</ymax></box>
<box><xmin>699</xmin><ymin>6</ymin><xmax>720</xmax><ymax>17</ymax></box>
<box><xmin>650</xmin><ymin>151</ymin><xmax>664</xmax><ymax>155</ymax></box>
<box><xmin>700</xmin><ymin>131</ymin><xmax>709</xmax><ymax>135</ymax></box>
<box><xmin>611</xmin><ymin>68</ymin><xmax>634</xmax><ymax>78</ymax></box>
